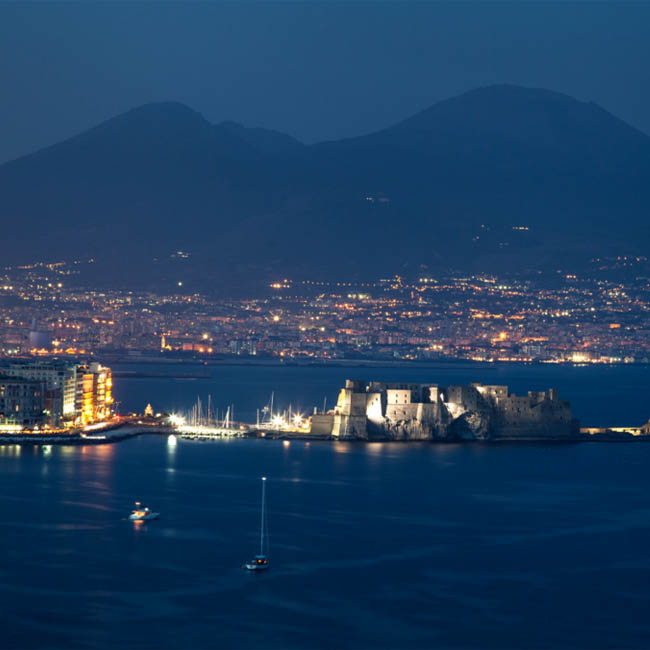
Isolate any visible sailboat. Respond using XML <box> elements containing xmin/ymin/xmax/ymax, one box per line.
<box><xmin>244</xmin><ymin>477</ymin><xmax>270</xmax><ymax>571</ymax></box>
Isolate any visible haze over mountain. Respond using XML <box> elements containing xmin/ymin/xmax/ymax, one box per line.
<box><xmin>1</xmin><ymin>84</ymin><xmax>649</xmax><ymax>289</ymax></box>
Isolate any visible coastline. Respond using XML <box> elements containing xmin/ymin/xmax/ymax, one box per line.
<box><xmin>2</xmin><ymin>417</ymin><xmax>649</xmax><ymax>447</ymax></box>
<box><xmin>4</xmin><ymin>427</ymin><xmax>645</xmax><ymax>446</ymax></box>
<box><xmin>101</xmin><ymin>355</ymin><xmax>650</xmax><ymax>370</ymax></box>
<box><xmin>0</xmin><ymin>424</ymin><xmax>144</xmax><ymax>446</ymax></box>
<box><xmin>2</xmin><ymin>431</ymin><xmax>648</xmax><ymax>446</ymax></box>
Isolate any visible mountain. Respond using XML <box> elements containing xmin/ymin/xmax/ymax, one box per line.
<box><xmin>0</xmin><ymin>102</ymin><xmax>296</xmax><ymax>254</ymax></box>
<box><xmin>1</xmin><ymin>86</ymin><xmax>649</xmax><ymax>288</ymax></box>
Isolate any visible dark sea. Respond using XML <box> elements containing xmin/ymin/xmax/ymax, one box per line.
<box><xmin>2</xmin><ymin>362</ymin><xmax>650</xmax><ymax>650</ymax></box>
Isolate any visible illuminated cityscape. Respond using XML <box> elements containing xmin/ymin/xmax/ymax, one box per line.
<box><xmin>1</xmin><ymin>256</ymin><xmax>649</xmax><ymax>365</ymax></box>
<box><xmin>3</xmin><ymin>3</ymin><xmax>650</xmax><ymax>648</ymax></box>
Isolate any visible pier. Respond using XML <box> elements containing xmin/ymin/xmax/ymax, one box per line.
<box><xmin>175</xmin><ymin>424</ymin><xmax>247</xmax><ymax>440</ymax></box>
<box><xmin>580</xmin><ymin>425</ymin><xmax>650</xmax><ymax>438</ymax></box>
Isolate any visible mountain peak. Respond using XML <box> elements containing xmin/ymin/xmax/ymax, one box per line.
<box><xmin>90</xmin><ymin>101</ymin><xmax>210</xmax><ymax>134</ymax></box>
<box><xmin>383</xmin><ymin>83</ymin><xmax>648</xmax><ymax>148</ymax></box>
<box><xmin>124</xmin><ymin>100</ymin><xmax>204</xmax><ymax>117</ymax></box>
<box><xmin>458</xmin><ymin>83</ymin><xmax>578</xmax><ymax>102</ymax></box>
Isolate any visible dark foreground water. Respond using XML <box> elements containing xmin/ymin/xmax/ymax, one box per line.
<box><xmin>2</xmin><ymin>437</ymin><xmax>650</xmax><ymax>649</ymax></box>
<box><xmin>2</xmin><ymin>363</ymin><xmax>650</xmax><ymax>649</ymax></box>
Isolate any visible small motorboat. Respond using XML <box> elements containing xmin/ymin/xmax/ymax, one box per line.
<box><xmin>244</xmin><ymin>477</ymin><xmax>270</xmax><ymax>571</ymax></box>
<box><xmin>129</xmin><ymin>501</ymin><xmax>160</xmax><ymax>521</ymax></box>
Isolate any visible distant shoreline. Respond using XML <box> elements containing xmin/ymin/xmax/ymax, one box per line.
<box><xmin>103</xmin><ymin>356</ymin><xmax>650</xmax><ymax>373</ymax></box>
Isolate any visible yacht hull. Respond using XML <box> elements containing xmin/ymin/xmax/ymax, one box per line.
<box><xmin>129</xmin><ymin>513</ymin><xmax>160</xmax><ymax>521</ymax></box>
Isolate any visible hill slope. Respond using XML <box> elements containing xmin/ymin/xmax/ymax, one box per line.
<box><xmin>1</xmin><ymin>86</ymin><xmax>649</xmax><ymax>287</ymax></box>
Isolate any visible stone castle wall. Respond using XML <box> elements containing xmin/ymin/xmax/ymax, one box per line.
<box><xmin>312</xmin><ymin>379</ymin><xmax>579</xmax><ymax>441</ymax></box>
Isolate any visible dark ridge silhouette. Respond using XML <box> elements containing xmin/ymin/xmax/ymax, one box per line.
<box><xmin>0</xmin><ymin>85</ymin><xmax>649</xmax><ymax>288</ymax></box>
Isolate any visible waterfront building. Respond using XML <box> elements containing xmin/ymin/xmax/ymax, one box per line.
<box><xmin>78</xmin><ymin>362</ymin><xmax>113</xmax><ymax>425</ymax></box>
<box><xmin>5</xmin><ymin>360</ymin><xmax>79</xmax><ymax>426</ymax></box>
<box><xmin>0</xmin><ymin>376</ymin><xmax>46</xmax><ymax>430</ymax></box>
<box><xmin>3</xmin><ymin>360</ymin><xmax>113</xmax><ymax>427</ymax></box>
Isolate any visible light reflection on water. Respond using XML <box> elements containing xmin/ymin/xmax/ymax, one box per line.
<box><xmin>0</xmin><ymin>444</ymin><xmax>21</xmax><ymax>457</ymax></box>
<box><xmin>1</xmin><ymin>436</ymin><xmax>650</xmax><ymax>649</ymax></box>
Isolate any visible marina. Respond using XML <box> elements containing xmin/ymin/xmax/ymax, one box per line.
<box><xmin>2</xmin><ymin>380</ymin><xmax>649</xmax><ymax>445</ymax></box>
<box><xmin>2</xmin><ymin>359</ymin><xmax>650</xmax><ymax>447</ymax></box>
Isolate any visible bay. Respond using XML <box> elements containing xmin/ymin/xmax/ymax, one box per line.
<box><xmin>1</xmin><ymin>363</ymin><xmax>650</xmax><ymax>649</ymax></box>
<box><xmin>113</xmin><ymin>361</ymin><xmax>650</xmax><ymax>428</ymax></box>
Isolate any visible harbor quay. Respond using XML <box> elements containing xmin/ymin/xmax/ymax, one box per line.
<box><xmin>2</xmin><ymin>366</ymin><xmax>650</xmax><ymax>444</ymax></box>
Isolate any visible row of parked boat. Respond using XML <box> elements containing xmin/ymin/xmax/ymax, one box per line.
<box><xmin>128</xmin><ymin>477</ymin><xmax>270</xmax><ymax>572</ymax></box>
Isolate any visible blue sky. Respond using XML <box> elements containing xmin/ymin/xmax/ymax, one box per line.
<box><xmin>1</xmin><ymin>1</ymin><xmax>649</xmax><ymax>163</ymax></box>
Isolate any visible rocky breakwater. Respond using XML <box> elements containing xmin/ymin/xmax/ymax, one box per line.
<box><xmin>0</xmin><ymin>422</ymin><xmax>143</xmax><ymax>445</ymax></box>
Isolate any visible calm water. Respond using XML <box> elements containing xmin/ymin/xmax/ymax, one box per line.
<box><xmin>112</xmin><ymin>361</ymin><xmax>650</xmax><ymax>427</ymax></box>
<box><xmin>2</xmin><ymin>364</ymin><xmax>650</xmax><ymax>649</ymax></box>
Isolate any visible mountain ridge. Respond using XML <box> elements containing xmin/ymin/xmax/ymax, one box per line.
<box><xmin>1</xmin><ymin>84</ymin><xmax>649</xmax><ymax>287</ymax></box>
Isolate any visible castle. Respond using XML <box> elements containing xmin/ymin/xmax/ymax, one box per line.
<box><xmin>310</xmin><ymin>380</ymin><xmax>579</xmax><ymax>441</ymax></box>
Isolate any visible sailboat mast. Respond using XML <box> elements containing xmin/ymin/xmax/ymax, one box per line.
<box><xmin>260</xmin><ymin>477</ymin><xmax>266</xmax><ymax>555</ymax></box>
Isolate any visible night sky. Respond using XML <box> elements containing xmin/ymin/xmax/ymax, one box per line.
<box><xmin>1</xmin><ymin>1</ymin><xmax>649</xmax><ymax>164</ymax></box>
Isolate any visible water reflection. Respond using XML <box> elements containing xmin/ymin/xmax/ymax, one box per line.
<box><xmin>0</xmin><ymin>444</ymin><xmax>21</xmax><ymax>457</ymax></box>
<box><xmin>333</xmin><ymin>442</ymin><xmax>352</xmax><ymax>454</ymax></box>
<box><xmin>132</xmin><ymin>518</ymin><xmax>145</xmax><ymax>538</ymax></box>
<box><xmin>167</xmin><ymin>434</ymin><xmax>178</xmax><ymax>461</ymax></box>
<box><xmin>40</xmin><ymin>445</ymin><xmax>52</xmax><ymax>477</ymax></box>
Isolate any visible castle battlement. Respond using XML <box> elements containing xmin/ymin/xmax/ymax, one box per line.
<box><xmin>312</xmin><ymin>379</ymin><xmax>578</xmax><ymax>441</ymax></box>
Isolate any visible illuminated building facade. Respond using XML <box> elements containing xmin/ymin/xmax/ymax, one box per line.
<box><xmin>2</xmin><ymin>360</ymin><xmax>113</xmax><ymax>428</ymax></box>
<box><xmin>78</xmin><ymin>362</ymin><xmax>113</xmax><ymax>426</ymax></box>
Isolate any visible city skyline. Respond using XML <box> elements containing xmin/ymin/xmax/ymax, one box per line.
<box><xmin>2</xmin><ymin>4</ymin><xmax>650</xmax><ymax>650</ymax></box>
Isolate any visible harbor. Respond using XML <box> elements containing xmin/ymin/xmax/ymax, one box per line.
<box><xmin>3</xmin><ymin>407</ymin><xmax>649</xmax><ymax>446</ymax></box>
<box><xmin>2</xmin><ymin>359</ymin><xmax>650</xmax><ymax>444</ymax></box>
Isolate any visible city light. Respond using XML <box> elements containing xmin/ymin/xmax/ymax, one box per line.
<box><xmin>0</xmin><ymin>258</ymin><xmax>647</xmax><ymax>366</ymax></box>
<box><xmin>168</xmin><ymin>414</ymin><xmax>186</xmax><ymax>427</ymax></box>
